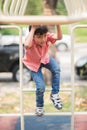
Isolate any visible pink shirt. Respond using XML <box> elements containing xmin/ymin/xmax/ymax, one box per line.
<box><xmin>23</xmin><ymin>33</ymin><xmax>56</xmax><ymax>72</ymax></box>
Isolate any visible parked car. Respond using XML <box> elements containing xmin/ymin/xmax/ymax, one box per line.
<box><xmin>55</xmin><ymin>34</ymin><xmax>71</xmax><ymax>51</ymax></box>
<box><xmin>75</xmin><ymin>55</ymin><xmax>87</xmax><ymax>79</ymax></box>
<box><xmin>0</xmin><ymin>43</ymin><xmax>32</xmax><ymax>83</ymax></box>
<box><xmin>0</xmin><ymin>28</ymin><xmax>32</xmax><ymax>83</ymax></box>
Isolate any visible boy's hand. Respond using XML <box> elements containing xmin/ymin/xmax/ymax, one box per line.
<box><xmin>32</xmin><ymin>25</ymin><xmax>40</xmax><ymax>30</ymax></box>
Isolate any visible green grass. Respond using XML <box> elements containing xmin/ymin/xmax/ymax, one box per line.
<box><xmin>0</xmin><ymin>85</ymin><xmax>87</xmax><ymax>114</ymax></box>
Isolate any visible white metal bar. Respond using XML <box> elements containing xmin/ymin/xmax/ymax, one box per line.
<box><xmin>9</xmin><ymin>0</ymin><xmax>17</xmax><ymax>15</ymax></box>
<box><xmin>14</xmin><ymin>0</ymin><xmax>22</xmax><ymax>15</ymax></box>
<box><xmin>70</xmin><ymin>26</ymin><xmax>75</xmax><ymax>130</ymax></box>
<box><xmin>22</xmin><ymin>88</ymin><xmax>72</xmax><ymax>92</ymax></box>
<box><xmin>71</xmin><ymin>24</ymin><xmax>87</xmax><ymax>29</ymax></box>
<box><xmin>21</xmin><ymin>0</ymin><xmax>28</xmax><ymax>15</ymax></box>
<box><xmin>0</xmin><ymin>112</ymin><xmax>72</xmax><ymax>116</ymax></box>
<box><xmin>18</xmin><ymin>26</ymin><xmax>24</xmax><ymax>130</ymax></box>
<box><xmin>64</xmin><ymin>0</ymin><xmax>83</xmax><ymax>16</ymax></box>
<box><xmin>18</xmin><ymin>0</ymin><xmax>28</xmax><ymax>15</ymax></box>
<box><xmin>24</xmin><ymin>112</ymin><xmax>72</xmax><ymax>116</ymax></box>
<box><xmin>0</xmin><ymin>15</ymin><xmax>87</xmax><ymax>25</ymax></box>
<box><xmin>3</xmin><ymin>0</ymin><xmax>11</xmax><ymax>15</ymax></box>
<box><xmin>0</xmin><ymin>112</ymin><xmax>87</xmax><ymax>116</ymax></box>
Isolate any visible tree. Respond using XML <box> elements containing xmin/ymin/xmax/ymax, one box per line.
<box><xmin>44</xmin><ymin>0</ymin><xmax>67</xmax><ymax>15</ymax></box>
<box><xmin>46</xmin><ymin>0</ymin><xmax>58</xmax><ymax>9</ymax></box>
<box><xmin>44</xmin><ymin>0</ymin><xmax>58</xmax><ymax>14</ymax></box>
<box><xmin>25</xmin><ymin>0</ymin><xmax>43</xmax><ymax>15</ymax></box>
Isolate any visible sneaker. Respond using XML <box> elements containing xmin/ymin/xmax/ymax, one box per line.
<box><xmin>35</xmin><ymin>107</ymin><xmax>44</xmax><ymax>117</ymax></box>
<box><xmin>50</xmin><ymin>94</ymin><xmax>62</xmax><ymax>110</ymax></box>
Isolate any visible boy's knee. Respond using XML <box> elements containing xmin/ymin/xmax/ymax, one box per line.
<box><xmin>52</xmin><ymin>68</ymin><xmax>60</xmax><ymax>74</ymax></box>
<box><xmin>36</xmin><ymin>81</ymin><xmax>45</xmax><ymax>90</ymax></box>
<box><xmin>36</xmin><ymin>88</ymin><xmax>45</xmax><ymax>95</ymax></box>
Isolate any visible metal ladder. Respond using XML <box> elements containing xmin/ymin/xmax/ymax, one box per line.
<box><xmin>0</xmin><ymin>24</ymin><xmax>75</xmax><ymax>130</ymax></box>
<box><xmin>0</xmin><ymin>0</ymin><xmax>87</xmax><ymax>130</ymax></box>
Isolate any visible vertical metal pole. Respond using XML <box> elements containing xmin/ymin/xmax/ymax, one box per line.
<box><xmin>19</xmin><ymin>27</ymin><xmax>25</xmax><ymax>130</ymax></box>
<box><xmin>70</xmin><ymin>24</ymin><xmax>87</xmax><ymax>130</ymax></box>
<box><xmin>0</xmin><ymin>25</ymin><xmax>25</xmax><ymax>130</ymax></box>
<box><xmin>70</xmin><ymin>24</ymin><xmax>75</xmax><ymax>130</ymax></box>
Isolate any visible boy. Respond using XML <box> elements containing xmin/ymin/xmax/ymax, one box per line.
<box><xmin>23</xmin><ymin>25</ymin><xmax>63</xmax><ymax>116</ymax></box>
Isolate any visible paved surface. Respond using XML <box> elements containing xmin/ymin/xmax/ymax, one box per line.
<box><xmin>16</xmin><ymin>115</ymin><xmax>71</xmax><ymax>130</ymax></box>
<box><xmin>0</xmin><ymin>114</ymin><xmax>87</xmax><ymax>130</ymax></box>
<box><xmin>75</xmin><ymin>114</ymin><xmax>87</xmax><ymax>130</ymax></box>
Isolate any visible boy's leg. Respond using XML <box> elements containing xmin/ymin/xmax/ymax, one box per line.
<box><xmin>43</xmin><ymin>57</ymin><xmax>62</xmax><ymax>109</ymax></box>
<box><xmin>44</xmin><ymin>57</ymin><xmax>60</xmax><ymax>94</ymax></box>
<box><xmin>30</xmin><ymin>68</ymin><xmax>45</xmax><ymax>116</ymax></box>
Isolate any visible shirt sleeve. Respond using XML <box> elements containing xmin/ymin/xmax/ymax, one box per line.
<box><xmin>24</xmin><ymin>40</ymin><xmax>34</xmax><ymax>51</ymax></box>
<box><xmin>47</xmin><ymin>32</ymin><xmax>57</xmax><ymax>44</ymax></box>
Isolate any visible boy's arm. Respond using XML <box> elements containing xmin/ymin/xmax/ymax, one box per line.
<box><xmin>48</xmin><ymin>25</ymin><xmax>62</xmax><ymax>44</ymax></box>
<box><xmin>56</xmin><ymin>25</ymin><xmax>62</xmax><ymax>40</ymax></box>
<box><xmin>24</xmin><ymin>26</ymin><xmax>36</xmax><ymax>48</ymax></box>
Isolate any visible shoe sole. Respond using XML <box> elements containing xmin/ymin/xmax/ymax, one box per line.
<box><xmin>36</xmin><ymin>113</ymin><xmax>44</xmax><ymax>117</ymax></box>
<box><xmin>55</xmin><ymin>105</ymin><xmax>62</xmax><ymax>110</ymax></box>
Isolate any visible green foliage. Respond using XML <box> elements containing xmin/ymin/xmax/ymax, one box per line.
<box><xmin>56</xmin><ymin>0</ymin><xmax>67</xmax><ymax>15</ymax></box>
<box><xmin>25</xmin><ymin>0</ymin><xmax>43</xmax><ymax>15</ymax></box>
<box><xmin>61</xmin><ymin>25</ymin><xmax>70</xmax><ymax>34</ymax></box>
<box><xmin>0</xmin><ymin>0</ymin><xmax>4</xmax><ymax>10</ymax></box>
<box><xmin>0</xmin><ymin>28</ymin><xmax>19</xmax><ymax>35</ymax></box>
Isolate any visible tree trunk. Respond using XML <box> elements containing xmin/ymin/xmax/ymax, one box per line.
<box><xmin>44</xmin><ymin>0</ymin><xmax>58</xmax><ymax>14</ymax></box>
<box><xmin>46</xmin><ymin>0</ymin><xmax>58</xmax><ymax>9</ymax></box>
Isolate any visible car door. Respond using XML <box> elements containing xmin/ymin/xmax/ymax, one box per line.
<box><xmin>0</xmin><ymin>45</ymin><xmax>11</xmax><ymax>72</ymax></box>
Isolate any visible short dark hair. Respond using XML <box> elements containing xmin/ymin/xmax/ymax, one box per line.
<box><xmin>29</xmin><ymin>25</ymin><xmax>48</xmax><ymax>35</ymax></box>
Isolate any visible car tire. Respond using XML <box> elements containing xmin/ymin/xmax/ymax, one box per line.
<box><xmin>12</xmin><ymin>65</ymin><xmax>32</xmax><ymax>83</ymax></box>
<box><xmin>56</xmin><ymin>43</ymin><xmax>68</xmax><ymax>51</ymax></box>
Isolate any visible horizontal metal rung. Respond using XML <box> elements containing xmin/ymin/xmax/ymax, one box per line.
<box><xmin>0</xmin><ymin>15</ymin><xmax>87</xmax><ymax>25</ymax></box>
<box><xmin>0</xmin><ymin>112</ymin><xmax>72</xmax><ymax>116</ymax></box>
<box><xmin>0</xmin><ymin>112</ymin><xmax>86</xmax><ymax>116</ymax></box>
<box><xmin>22</xmin><ymin>88</ymin><xmax>72</xmax><ymax>92</ymax></box>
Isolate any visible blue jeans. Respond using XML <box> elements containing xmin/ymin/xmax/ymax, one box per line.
<box><xmin>30</xmin><ymin>57</ymin><xmax>60</xmax><ymax>107</ymax></box>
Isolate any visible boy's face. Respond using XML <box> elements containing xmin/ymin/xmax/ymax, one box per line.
<box><xmin>34</xmin><ymin>33</ymin><xmax>47</xmax><ymax>46</ymax></box>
